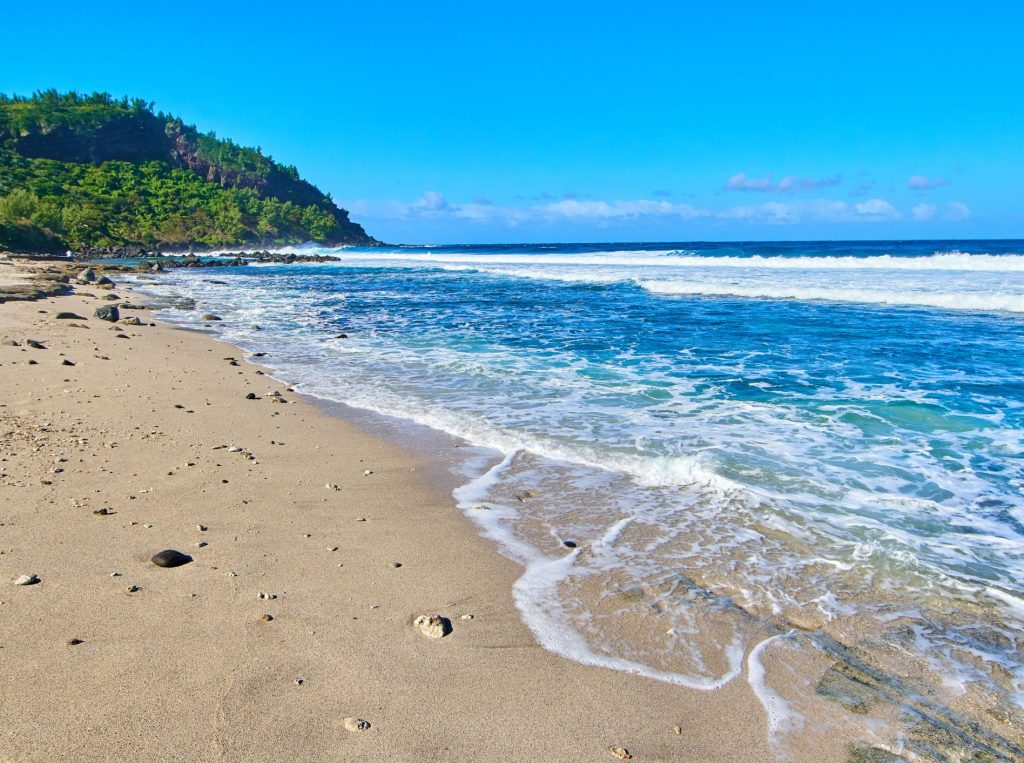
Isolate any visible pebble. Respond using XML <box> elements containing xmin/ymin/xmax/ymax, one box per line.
<box><xmin>343</xmin><ymin>718</ymin><xmax>371</xmax><ymax>733</ymax></box>
<box><xmin>61</xmin><ymin>359</ymin><xmax>75</xmax><ymax>366</ymax></box>
<box><xmin>245</xmin><ymin>392</ymin><xmax>257</xmax><ymax>400</ymax></box>
<box><xmin>460</xmin><ymin>614</ymin><xmax>474</xmax><ymax>621</ymax></box>
<box><xmin>195</xmin><ymin>541</ymin><xmax>208</xmax><ymax>548</ymax></box>
<box><xmin>258</xmin><ymin>592</ymin><xmax>277</xmax><ymax>600</ymax></box>
<box><xmin>261</xmin><ymin>614</ymin><xmax>274</xmax><ymax>622</ymax></box>
<box><xmin>673</xmin><ymin>725</ymin><xmax>682</xmax><ymax>735</ymax></box>
<box><xmin>110</xmin><ymin>572</ymin><xmax>121</xmax><ymax>577</ymax></box>
<box><xmin>14</xmin><ymin>574</ymin><xmax>40</xmax><ymax>586</ymax></box>
<box><xmin>151</xmin><ymin>549</ymin><xmax>193</xmax><ymax>568</ymax></box>
<box><xmin>391</xmin><ymin>562</ymin><xmax>402</xmax><ymax>568</ymax></box>
<box><xmin>197</xmin><ymin>524</ymin><xmax>207</xmax><ymax>531</ymax></box>
<box><xmin>413</xmin><ymin>614</ymin><xmax>452</xmax><ymax>639</ymax></box>
<box><xmin>362</xmin><ymin>470</ymin><xmax>373</xmax><ymax>476</ymax></box>
<box><xmin>355</xmin><ymin>517</ymin><xmax>367</xmax><ymax>522</ymax></box>
<box><xmin>610</xmin><ymin>747</ymin><xmax>633</xmax><ymax>760</ymax></box>
<box><xmin>328</xmin><ymin>546</ymin><xmax>338</xmax><ymax>552</ymax></box>
<box><xmin>93</xmin><ymin>508</ymin><xmax>113</xmax><ymax>516</ymax></box>
<box><xmin>67</xmin><ymin>638</ymin><xmax>84</xmax><ymax>646</ymax></box>
<box><xmin>127</xmin><ymin>585</ymin><xmax>141</xmax><ymax>593</ymax></box>
<box><xmin>563</xmin><ymin>540</ymin><xmax>578</xmax><ymax>548</ymax></box>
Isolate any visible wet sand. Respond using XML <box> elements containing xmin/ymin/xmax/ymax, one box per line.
<box><xmin>0</xmin><ymin>259</ymin><xmax>852</xmax><ymax>761</ymax></box>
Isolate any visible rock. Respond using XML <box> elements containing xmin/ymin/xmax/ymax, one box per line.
<box><xmin>610</xmin><ymin>747</ymin><xmax>633</xmax><ymax>760</ymax></box>
<box><xmin>92</xmin><ymin>508</ymin><xmax>113</xmax><ymax>516</ymax></box>
<box><xmin>94</xmin><ymin>305</ymin><xmax>120</xmax><ymax>322</ymax></box>
<box><xmin>14</xmin><ymin>574</ymin><xmax>39</xmax><ymax>586</ymax></box>
<box><xmin>151</xmin><ymin>549</ymin><xmax>193</xmax><ymax>568</ymax></box>
<box><xmin>53</xmin><ymin>312</ymin><xmax>85</xmax><ymax>320</ymax></box>
<box><xmin>67</xmin><ymin>638</ymin><xmax>84</xmax><ymax>646</ymax></box>
<box><xmin>78</xmin><ymin>268</ymin><xmax>96</xmax><ymax>282</ymax></box>
<box><xmin>245</xmin><ymin>392</ymin><xmax>257</xmax><ymax>400</ymax></box>
<box><xmin>673</xmin><ymin>725</ymin><xmax>682</xmax><ymax>735</ymax></box>
<box><xmin>202</xmin><ymin>314</ymin><xmax>222</xmax><ymax>321</ymax></box>
<box><xmin>413</xmin><ymin>614</ymin><xmax>451</xmax><ymax>639</ymax></box>
<box><xmin>101</xmin><ymin>293</ymin><xmax>120</xmax><ymax>301</ymax></box>
<box><xmin>25</xmin><ymin>339</ymin><xmax>46</xmax><ymax>349</ymax></box>
<box><xmin>343</xmin><ymin>718</ymin><xmax>371</xmax><ymax>733</ymax></box>
<box><xmin>391</xmin><ymin>562</ymin><xmax>403</xmax><ymax>568</ymax></box>
<box><xmin>127</xmin><ymin>585</ymin><xmax>141</xmax><ymax>593</ymax></box>
<box><xmin>2</xmin><ymin>339</ymin><xmax>20</xmax><ymax>346</ymax></box>
<box><xmin>120</xmin><ymin>316</ymin><xmax>142</xmax><ymax>326</ymax></box>
<box><xmin>460</xmin><ymin>614</ymin><xmax>474</xmax><ymax>621</ymax></box>
<box><xmin>258</xmin><ymin>592</ymin><xmax>277</xmax><ymax>600</ymax></box>
<box><xmin>96</xmin><ymin>275</ymin><xmax>115</xmax><ymax>286</ymax></box>
<box><xmin>261</xmin><ymin>614</ymin><xmax>274</xmax><ymax>622</ymax></box>
<box><xmin>562</xmin><ymin>540</ymin><xmax>578</xmax><ymax>548</ymax></box>
<box><xmin>61</xmin><ymin>359</ymin><xmax>75</xmax><ymax>366</ymax></box>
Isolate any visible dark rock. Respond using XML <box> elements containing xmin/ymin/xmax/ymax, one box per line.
<box><xmin>201</xmin><ymin>314</ymin><xmax>222</xmax><ymax>321</ymax></box>
<box><xmin>25</xmin><ymin>339</ymin><xmax>46</xmax><ymax>349</ymax></box>
<box><xmin>53</xmin><ymin>312</ymin><xmax>85</xmax><ymax>320</ymax></box>
<box><xmin>61</xmin><ymin>359</ymin><xmax>75</xmax><ymax>366</ymax></box>
<box><xmin>96</xmin><ymin>275</ymin><xmax>115</xmax><ymax>286</ymax></box>
<box><xmin>27</xmin><ymin>359</ymin><xmax>38</xmax><ymax>365</ymax></box>
<box><xmin>94</xmin><ymin>305</ymin><xmax>120</xmax><ymax>322</ymax></box>
<box><xmin>245</xmin><ymin>392</ymin><xmax>257</xmax><ymax>400</ymax></box>
<box><xmin>562</xmin><ymin>540</ymin><xmax>578</xmax><ymax>549</ymax></box>
<box><xmin>67</xmin><ymin>638</ymin><xmax>84</xmax><ymax>646</ymax></box>
<box><xmin>78</xmin><ymin>268</ymin><xmax>96</xmax><ymax>282</ymax></box>
<box><xmin>151</xmin><ymin>549</ymin><xmax>193</xmax><ymax>568</ymax></box>
<box><xmin>1</xmin><ymin>339</ymin><xmax>20</xmax><ymax>346</ymax></box>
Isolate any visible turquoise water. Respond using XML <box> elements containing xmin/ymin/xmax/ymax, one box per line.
<box><xmin>139</xmin><ymin>240</ymin><xmax>1024</xmax><ymax>749</ymax></box>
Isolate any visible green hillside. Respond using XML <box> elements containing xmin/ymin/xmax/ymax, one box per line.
<box><xmin>0</xmin><ymin>90</ymin><xmax>377</xmax><ymax>253</ymax></box>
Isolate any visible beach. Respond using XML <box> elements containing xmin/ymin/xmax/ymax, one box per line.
<box><xmin>0</xmin><ymin>258</ymin><xmax>820</xmax><ymax>761</ymax></box>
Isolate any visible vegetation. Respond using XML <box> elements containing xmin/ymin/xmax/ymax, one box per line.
<box><xmin>0</xmin><ymin>90</ymin><xmax>375</xmax><ymax>252</ymax></box>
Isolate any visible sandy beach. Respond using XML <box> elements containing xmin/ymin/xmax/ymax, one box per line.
<box><xmin>0</xmin><ymin>258</ymin><xmax>862</xmax><ymax>762</ymax></box>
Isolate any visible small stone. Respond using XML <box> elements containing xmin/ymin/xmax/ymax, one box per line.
<box><xmin>673</xmin><ymin>725</ymin><xmax>682</xmax><ymax>735</ymax></box>
<box><xmin>326</xmin><ymin>483</ymin><xmax>340</xmax><ymax>491</ymax></box>
<box><xmin>143</xmin><ymin>523</ymin><xmax>153</xmax><ymax>528</ymax></box>
<box><xmin>259</xmin><ymin>592</ymin><xmax>277</xmax><ymax>600</ymax></box>
<box><xmin>195</xmin><ymin>541</ymin><xmax>208</xmax><ymax>548</ymax></box>
<box><xmin>202</xmin><ymin>314</ymin><xmax>222</xmax><ymax>321</ymax></box>
<box><xmin>294</xmin><ymin>677</ymin><xmax>304</xmax><ymax>686</ymax></box>
<box><xmin>151</xmin><ymin>549</ymin><xmax>193</xmax><ymax>568</ymax></box>
<box><xmin>460</xmin><ymin>614</ymin><xmax>474</xmax><ymax>621</ymax></box>
<box><xmin>26</xmin><ymin>339</ymin><xmax>46</xmax><ymax>349</ymax></box>
<box><xmin>53</xmin><ymin>312</ymin><xmax>85</xmax><ymax>320</ymax></box>
<box><xmin>67</xmin><ymin>638</ymin><xmax>84</xmax><ymax>646</ymax></box>
<box><xmin>61</xmin><ymin>359</ymin><xmax>75</xmax><ymax>366</ymax></box>
<box><xmin>362</xmin><ymin>470</ymin><xmax>373</xmax><ymax>476</ymax></box>
<box><xmin>245</xmin><ymin>392</ymin><xmax>257</xmax><ymax>400</ymax></box>
<box><xmin>328</xmin><ymin>546</ymin><xmax>338</xmax><ymax>552</ymax></box>
<box><xmin>2</xmin><ymin>338</ymin><xmax>20</xmax><ymax>346</ymax></box>
<box><xmin>413</xmin><ymin>614</ymin><xmax>451</xmax><ymax>639</ymax></box>
<box><xmin>391</xmin><ymin>562</ymin><xmax>402</xmax><ymax>568</ymax></box>
<box><xmin>94</xmin><ymin>305</ymin><xmax>120</xmax><ymax>322</ymax></box>
<box><xmin>343</xmin><ymin>718</ymin><xmax>371</xmax><ymax>733</ymax></box>
<box><xmin>93</xmin><ymin>508</ymin><xmax>113</xmax><ymax>516</ymax></box>
<box><xmin>197</xmin><ymin>524</ymin><xmax>208</xmax><ymax>531</ymax></box>
<box><xmin>110</xmin><ymin>572</ymin><xmax>121</xmax><ymax>577</ymax></box>
<box><xmin>610</xmin><ymin>747</ymin><xmax>633</xmax><ymax>760</ymax></box>
<box><xmin>127</xmin><ymin>585</ymin><xmax>141</xmax><ymax>593</ymax></box>
<box><xmin>14</xmin><ymin>574</ymin><xmax>39</xmax><ymax>586</ymax></box>
<box><xmin>563</xmin><ymin>540</ymin><xmax>578</xmax><ymax>549</ymax></box>
<box><xmin>261</xmin><ymin>614</ymin><xmax>274</xmax><ymax>622</ymax></box>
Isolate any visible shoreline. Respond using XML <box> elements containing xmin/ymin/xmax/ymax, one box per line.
<box><xmin>0</xmin><ymin>259</ymin><xmax>802</xmax><ymax>761</ymax></box>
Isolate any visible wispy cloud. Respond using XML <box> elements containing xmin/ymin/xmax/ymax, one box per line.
<box><xmin>344</xmin><ymin>192</ymin><xmax>974</xmax><ymax>228</ymax></box>
<box><xmin>725</xmin><ymin>172</ymin><xmax>841</xmax><ymax>193</ymax></box>
<box><xmin>907</xmin><ymin>175</ymin><xmax>949</xmax><ymax>191</ymax></box>
<box><xmin>944</xmin><ymin>201</ymin><xmax>971</xmax><ymax>221</ymax></box>
<box><xmin>912</xmin><ymin>203</ymin><xmax>937</xmax><ymax>221</ymax></box>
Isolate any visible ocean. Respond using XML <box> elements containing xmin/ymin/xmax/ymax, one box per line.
<box><xmin>136</xmin><ymin>240</ymin><xmax>1024</xmax><ymax>753</ymax></box>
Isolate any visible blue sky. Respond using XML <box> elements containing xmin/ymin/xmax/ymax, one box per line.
<box><xmin>2</xmin><ymin>1</ymin><xmax>1022</xmax><ymax>243</ymax></box>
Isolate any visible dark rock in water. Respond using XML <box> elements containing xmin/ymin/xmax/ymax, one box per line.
<box><xmin>334</xmin><ymin>334</ymin><xmax>349</xmax><ymax>339</ymax></box>
<box><xmin>54</xmin><ymin>312</ymin><xmax>85</xmax><ymax>320</ymax></box>
<box><xmin>78</xmin><ymin>268</ymin><xmax>96</xmax><ymax>282</ymax></box>
<box><xmin>201</xmin><ymin>314</ymin><xmax>222</xmax><ymax>321</ymax></box>
<box><xmin>208</xmin><ymin>280</ymin><xmax>228</xmax><ymax>285</ymax></box>
<box><xmin>94</xmin><ymin>305</ymin><xmax>120</xmax><ymax>322</ymax></box>
<box><xmin>245</xmin><ymin>392</ymin><xmax>257</xmax><ymax>400</ymax></box>
<box><xmin>151</xmin><ymin>549</ymin><xmax>193</xmax><ymax>568</ymax></box>
<box><xmin>562</xmin><ymin>540</ymin><xmax>578</xmax><ymax>549</ymax></box>
<box><xmin>61</xmin><ymin>359</ymin><xmax>75</xmax><ymax>366</ymax></box>
<box><xmin>25</xmin><ymin>339</ymin><xmax>46</xmax><ymax>349</ymax></box>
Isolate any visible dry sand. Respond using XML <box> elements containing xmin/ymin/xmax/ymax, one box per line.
<box><xmin>0</xmin><ymin>264</ymin><xmax>849</xmax><ymax>761</ymax></box>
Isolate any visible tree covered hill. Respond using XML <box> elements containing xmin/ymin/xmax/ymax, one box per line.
<box><xmin>0</xmin><ymin>90</ymin><xmax>378</xmax><ymax>253</ymax></box>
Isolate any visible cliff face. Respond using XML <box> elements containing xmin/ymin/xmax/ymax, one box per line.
<box><xmin>0</xmin><ymin>91</ymin><xmax>378</xmax><ymax>251</ymax></box>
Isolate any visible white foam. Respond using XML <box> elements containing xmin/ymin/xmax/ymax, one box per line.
<box><xmin>747</xmin><ymin>634</ymin><xmax>795</xmax><ymax>737</ymax></box>
<box><xmin>639</xmin><ymin>280</ymin><xmax>1024</xmax><ymax>313</ymax></box>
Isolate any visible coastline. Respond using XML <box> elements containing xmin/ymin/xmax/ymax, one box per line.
<box><xmin>0</xmin><ymin>258</ymin><xmax>874</xmax><ymax>761</ymax></box>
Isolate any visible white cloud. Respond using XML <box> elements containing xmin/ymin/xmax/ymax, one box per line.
<box><xmin>944</xmin><ymin>201</ymin><xmax>971</xmax><ymax>221</ymax></box>
<box><xmin>907</xmin><ymin>175</ymin><xmax>949</xmax><ymax>191</ymax></box>
<box><xmin>413</xmin><ymin>190</ymin><xmax>449</xmax><ymax>212</ymax></box>
<box><xmin>726</xmin><ymin>172</ymin><xmax>841</xmax><ymax>193</ymax></box>
<box><xmin>854</xmin><ymin>198</ymin><xmax>901</xmax><ymax>220</ymax></box>
<box><xmin>911</xmin><ymin>203</ymin><xmax>937</xmax><ymax>221</ymax></box>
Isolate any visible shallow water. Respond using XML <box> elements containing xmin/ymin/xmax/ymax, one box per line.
<box><xmin>136</xmin><ymin>240</ymin><xmax>1024</xmax><ymax>756</ymax></box>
